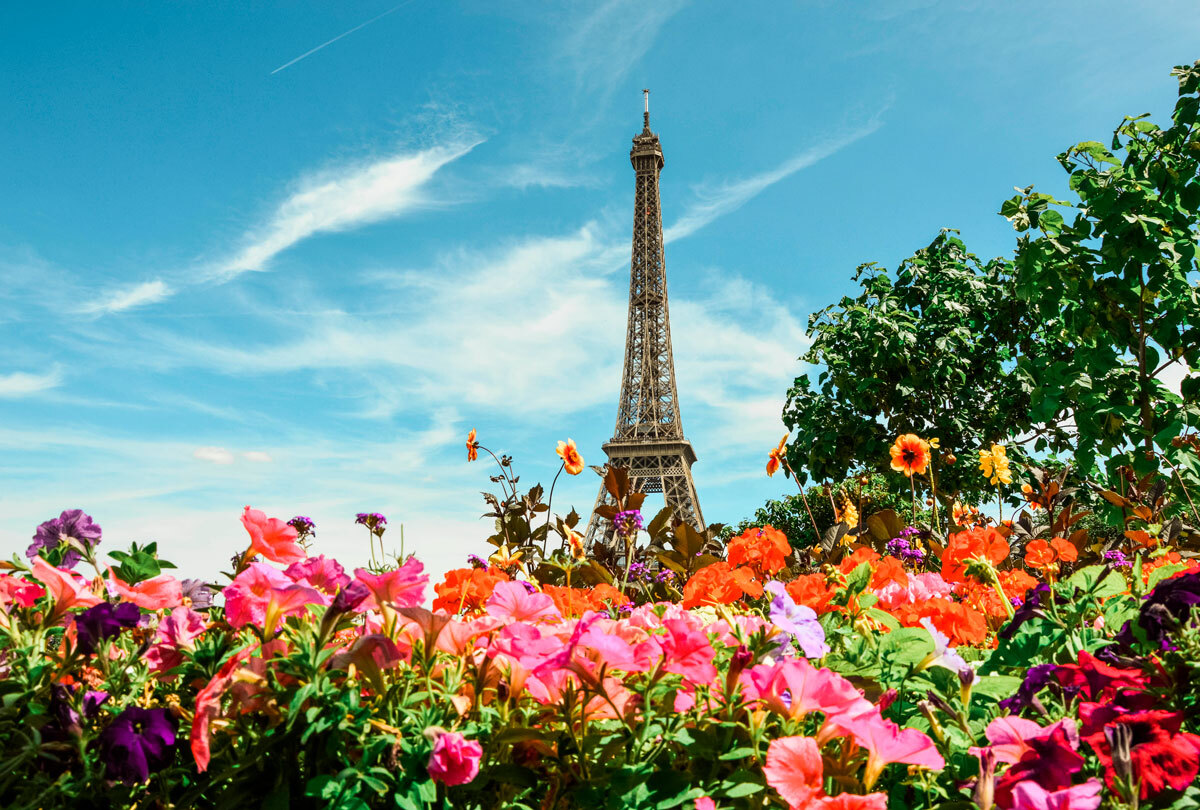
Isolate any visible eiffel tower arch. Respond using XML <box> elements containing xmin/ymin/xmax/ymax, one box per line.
<box><xmin>585</xmin><ymin>92</ymin><xmax>705</xmax><ymax>549</ymax></box>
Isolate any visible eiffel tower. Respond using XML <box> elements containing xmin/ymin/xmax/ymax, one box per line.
<box><xmin>585</xmin><ymin>91</ymin><xmax>705</xmax><ymax>547</ymax></box>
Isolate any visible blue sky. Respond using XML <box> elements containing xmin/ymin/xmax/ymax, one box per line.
<box><xmin>2</xmin><ymin>1</ymin><xmax>1197</xmax><ymax>580</ymax></box>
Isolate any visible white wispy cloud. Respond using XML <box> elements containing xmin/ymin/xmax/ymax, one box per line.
<box><xmin>0</xmin><ymin>367</ymin><xmax>63</xmax><ymax>398</ymax></box>
<box><xmin>193</xmin><ymin>446</ymin><xmax>236</xmax><ymax>464</ymax></box>
<box><xmin>561</xmin><ymin>0</ymin><xmax>689</xmax><ymax>96</ymax></box>
<box><xmin>665</xmin><ymin>120</ymin><xmax>885</xmax><ymax>243</ymax></box>
<box><xmin>79</xmin><ymin>279</ymin><xmax>171</xmax><ymax>315</ymax></box>
<box><xmin>243</xmin><ymin>451</ymin><xmax>274</xmax><ymax>463</ymax></box>
<box><xmin>210</xmin><ymin>138</ymin><xmax>483</xmax><ymax>282</ymax></box>
<box><xmin>269</xmin><ymin>1</ymin><xmax>418</xmax><ymax>75</ymax></box>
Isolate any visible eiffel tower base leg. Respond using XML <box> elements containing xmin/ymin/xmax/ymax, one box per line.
<box><xmin>583</xmin><ymin>449</ymin><xmax>705</xmax><ymax>550</ymax></box>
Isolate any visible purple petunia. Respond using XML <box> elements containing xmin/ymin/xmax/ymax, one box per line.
<box><xmin>330</xmin><ymin>580</ymin><xmax>370</xmax><ymax>615</ymax></box>
<box><xmin>75</xmin><ymin>602</ymin><xmax>141</xmax><ymax>655</ymax></box>
<box><xmin>27</xmin><ymin>509</ymin><xmax>102</xmax><ymax>569</ymax></box>
<box><xmin>98</xmin><ymin>706</ymin><xmax>176</xmax><ymax>785</ymax></box>
<box><xmin>764</xmin><ymin>580</ymin><xmax>829</xmax><ymax>659</ymax></box>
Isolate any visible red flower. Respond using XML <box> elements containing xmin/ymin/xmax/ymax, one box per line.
<box><xmin>1081</xmin><ymin>708</ymin><xmax>1200</xmax><ymax>799</ymax></box>
<box><xmin>427</xmin><ymin>731</ymin><xmax>483</xmax><ymax>787</ymax></box>
<box><xmin>1054</xmin><ymin>651</ymin><xmax>1149</xmax><ymax>704</ymax></box>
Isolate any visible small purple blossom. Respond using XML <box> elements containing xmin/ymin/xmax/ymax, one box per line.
<box><xmin>27</xmin><ymin>509</ymin><xmax>102</xmax><ymax>569</ymax></box>
<box><xmin>180</xmin><ymin>579</ymin><xmax>214</xmax><ymax>611</ymax></box>
<box><xmin>1102</xmin><ymin>549</ymin><xmax>1131</xmax><ymax>568</ymax></box>
<box><xmin>763</xmin><ymin>581</ymin><xmax>828</xmax><ymax>658</ymax></box>
<box><xmin>885</xmin><ymin>530</ymin><xmax>926</xmax><ymax>564</ymax></box>
<box><xmin>330</xmin><ymin>580</ymin><xmax>370</xmax><ymax>614</ymax></box>
<box><xmin>654</xmin><ymin>569</ymin><xmax>676</xmax><ymax>584</ymax></box>
<box><xmin>466</xmin><ymin>554</ymin><xmax>488</xmax><ymax>570</ymax></box>
<box><xmin>519</xmin><ymin>580</ymin><xmax>538</xmax><ymax>594</ymax></box>
<box><xmin>98</xmin><ymin>706</ymin><xmax>176</xmax><ymax>785</ymax></box>
<box><xmin>288</xmin><ymin>516</ymin><xmax>316</xmax><ymax>537</ymax></box>
<box><xmin>918</xmin><ymin>617</ymin><xmax>971</xmax><ymax>676</ymax></box>
<box><xmin>614</xmin><ymin>510</ymin><xmax>643</xmax><ymax>539</ymax></box>
<box><xmin>355</xmin><ymin>512</ymin><xmax>387</xmax><ymax>535</ymax></box>
<box><xmin>75</xmin><ymin>602</ymin><xmax>141</xmax><ymax>655</ymax></box>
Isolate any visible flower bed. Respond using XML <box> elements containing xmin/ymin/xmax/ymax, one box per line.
<box><xmin>3</xmin><ymin>438</ymin><xmax>1200</xmax><ymax>809</ymax></box>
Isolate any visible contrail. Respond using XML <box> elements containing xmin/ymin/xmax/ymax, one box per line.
<box><xmin>270</xmin><ymin>1</ymin><xmax>417</xmax><ymax>75</ymax></box>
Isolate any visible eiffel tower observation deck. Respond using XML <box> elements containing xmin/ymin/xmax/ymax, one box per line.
<box><xmin>585</xmin><ymin>91</ymin><xmax>705</xmax><ymax>548</ymax></box>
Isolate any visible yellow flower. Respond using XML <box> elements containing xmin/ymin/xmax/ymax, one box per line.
<box><xmin>929</xmin><ymin>437</ymin><xmax>941</xmax><ymax>449</ymax></box>
<box><xmin>835</xmin><ymin>497</ymin><xmax>859</xmax><ymax>528</ymax></box>
<box><xmin>978</xmin><ymin>444</ymin><xmax>1012</xmax><ymax>486</ymax></box>
<box><xmin>489</xmin><ymin>544</ymin><xmax>524</xmax><ymax>568</ymax></box>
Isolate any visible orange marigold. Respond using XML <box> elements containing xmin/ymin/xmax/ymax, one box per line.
<box><xmin>432</xmin><ymin>566</ymin><xmax>509</xmax><ymax>614</ymax></box>
<box><xmin>786</xmin><ymin>573</ymin><xmax>837</xmax><ymax>615</ymax></box>
<box><xmin>889</xmin><ymin>434</ymin><xmax>931</xmax><ymax>477</ymax></box>
<box><xmin>727</xmin><ymin>526</ymin><xmax>791</xmax><ymax>576</ymax></box>
<box><xmin>555</xmin><ymin>438</ymin><xmax>585</xmax><ymax>475</ymax></box>
<box><xmin>941</xmin><ymin>526</ymin><xmax>1010</xmax><ymax>584</ymax></box>
<box><xmin>766</xmin><ymin>435</ymin><xmax>788</xmax><ymax>477</ymax></box>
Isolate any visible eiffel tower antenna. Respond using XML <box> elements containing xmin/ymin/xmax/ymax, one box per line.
<box><xmin>585</xmin><ymin>93</ymin><xmax>705</xmax><ymax>548</ymax></box>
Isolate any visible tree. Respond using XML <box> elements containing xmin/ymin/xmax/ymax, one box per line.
<box><xmin>1004</xmin><ymin>61</ymin><xmax>1200</xmax><ymax>482</ymax></box>
<box><xmin>781</xmin><ymin>230</ymin><xmax>1068</xmax><ymax>500</ymax></box>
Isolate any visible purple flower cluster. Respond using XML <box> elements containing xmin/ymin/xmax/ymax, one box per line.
<box><xmin>654</xmin><ymin>569</ymin><xmax>676</xmax><ymax>584</ymax></box>
<box><xmin>288</xmin><ymin>515</ymin><xmax>316</xmax><ymax>537</ymax></box>
<box><xmin>627</xmin><ymin>561</ymin><xmax>653</xmax><ymax>583</ymax></box>
<box><xmin>27</xmin><ymin>509</ymin><xmax>102</xmax><ymax>569</ymax></box>
<box><xmin>885</xmin><ymin>527</ymin><xmax>925</xmax><ymax>564</ymax></box>
<box><xmin>355</xmin><ymin>512</ymin><xmax>387</xmax><ymax>534</ymax></box>
<box><xmin>614</xmin><ymin>510</ymin><xmax>643</xmax><ymax>539</ymax></box>
<box><xmin>1102</xmin><ymin>549</ymin><xmax>1132</xmax><ymax>568</ymax></box>
<box><xmin>466</xmin><ymin>554</ymin><xmax>488</xmax><ymax>570</ymax></box>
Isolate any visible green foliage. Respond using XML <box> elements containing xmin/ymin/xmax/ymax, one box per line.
<box><xmin>782</xmin><ymin>230</ymin><xmax>1067</xmax><ymax>498</ymax></box>
<box><xmin>1004</xmin><ymin>61</ymin><xmax>1200</xmax><ymax>481</ymax></box>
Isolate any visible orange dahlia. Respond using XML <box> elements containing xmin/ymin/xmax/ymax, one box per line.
<box><xmin>556</xmin><ymin>438</ymin><xmax>585</xmax><ymax>475</ymax></box>
<box><xmin>466</xmin><ymin>429</ymin><xmax>479</xmax><ymax>462</ymax></box>
<box><xmin>889</xmin><ymin>434</ymin><xmax>931</xmax><ymax>477</ymax></box>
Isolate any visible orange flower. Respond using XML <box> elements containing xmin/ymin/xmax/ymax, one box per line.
<box><xmin>951</xmin><ymin>501</ymin><xmax>984</xmax><ymax>528</ymax></box>
<box><xmin>766</xmin><ymin>435</ymin><xmax>788</xmax><ymax>477</ymax></box>
<box><xmin>870</xmin><ymin>556</ymin><xmax>909</xmax><ymax>591</ymax></box>
<box><xmin>999</xmin><ymin>569</ymin><xmax>1039</xmax><ymax>602</ymax></box>
<box><xmin>466</xmin><ymin>429</ymin><xmax>479</xmax><ymax>462</ymax></box>
<box><xmin>786</xmin><ymin>573</ymin><xmax>837</xmax><ymax>615</ymax></box>
<box><xmin>940</xmin><ymin>526</ymin><xmax>1009</xmax><ymax>584</ymax></box>
<box><xmin>1049</xmin><ymin>537</ymin><xmax>1078</xmax><ymax>563</ymax></box>
<box><xmin>565</xmin><ymin>529</ymin><xmax>586</xmax><ymax>559</ymax></box>
<box><xmin>727</xmin><ymin>526</ymin><xmax>791</xmax><ymax>577</ymax></box>
<box><xmin>838</xmin><ymin>546</ymin><xmax>881</xmax><ymax>574</ymax></box>
<box><xmin>681</xmin><ymin>562</ymin><xmax>755</xmax><ymax>608</ymax></box>
<box><xmin>544</xmin><ymin>584</ymin><xmax>631</xmax><ymax>617</ymax></box>
<box><xmin>1024</xmin><ymin>539</ymin><xmax>1056</xmax><ymax>569</ymax></box>
<box><xmin>1021</xmin><ymin>483</ymin><xmax>1043</xmax><ymax>510</ymax></box>
<box><xmin>555</xmin><ymin>439</ymin><xmax>585</xmax><ymax>475</ymax></box>
<box><xmin>889</xmin><ymin>434</ymin><xmax>931</xmax><ymax>477</ymax></box>
<box><xmin>918</xmin><ymin>597</ymin><xmax>987</xmax><ymax>646</ymax></box>
<box><xmin>432</xmin><ymin>566</ymin><xmax>509</xmax><ymax>614</ymax></box>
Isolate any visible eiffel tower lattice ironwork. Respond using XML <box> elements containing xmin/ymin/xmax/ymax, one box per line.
<box><xmin>585</xmin><ymin>91</ymin><xmax>705</xmax><ymax>548</ymax></box>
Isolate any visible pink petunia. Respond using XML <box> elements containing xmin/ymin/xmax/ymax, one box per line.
<box><xmin>1010</xmin><ymin>779</ymin><xmax>1103</xmax><ymax>810</ymax></box>
<box><xmin>485</xmin><ymin>581</ymin><xmax>561</xmax><ymax>624</ymax></box>
<box><xmin>223</xmin><ymin>563</ymin><xmax>294</xmax><ymax>629</ymax></box>
<box><xmin>742</xmin><ymin>658</ymin><xmax>871</xmax><ymax>724</ymax></box>
<box><xmin>839</xmin><ymin>707</ymin><xmax>944</xmax><ymax>788</ymax></box>
<box><xmin>354</xmin><ymin>558</ymin><xmax>428</xmax><ymax>611</ymax></box>
<box><xmin>146</xmin><ymin>606</ymin><xmax>207</xmax><ymax>674</ymax></box>
<box><xmin>284</xmin><ymin>555</ymin><xmax>349</xmax><ymax>604</ymax></box>
<box><xmin>30</xmin><ymin>557</ymin><xmax>103</xmax><ymax>618</ymax></box>
<box><xmin>191</xmin><ymin>644</ymin><xmax>257</xmax><ymax>772</ymax></box>
<box><xmin>427</xmin><ymin>731</ymin><xmax>483</xmax><ymax>787</ymax></box>
<box><xmin>241</xmin><ymin>506</ymin><xmax>306</xmax><ymax>565</ymax></box>
<box><xmin>764</xmin><ymin>736</ymin><xmax>825</xmax><ymax>808</ymax></box>
<box><xmin>108</xmin><ymin>569</ymin><xmax>183</xmax><ymax>611</ymax></box>
<box><xmin>659</xmin><ymin>618</ymin><xmax>718</xmax><ymax>686</ymax></box>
